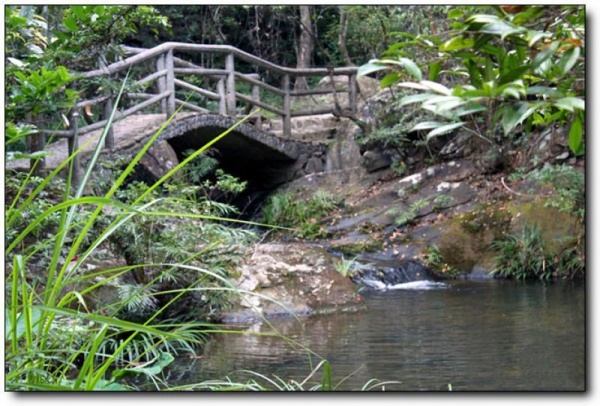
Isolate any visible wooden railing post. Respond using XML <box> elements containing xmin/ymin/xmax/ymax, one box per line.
<box><xmin>156</xmin><ymin>53</ymin><xmax>167</xmax><ymax>115</ymax></box>
<box><xmin>225</xmin><ymin>53</ymin><xmax>236</xmax><ymax>116</ymax></box>
<box><xmin>68</xmin><ymin>109</ymin><xmax>81</xmax><ymax>189</ymax></box>
<box><xmin>27</xmin><ymin>115</ymin><xmax>46</xmax><ymax>176</ymax></box>
<box><xmin>165</xmin><ymin>49</ymin><xmax>176</xmax><ymax>117</ymax></box>
<box><xmin>349</xmin><ymin>74</ymin><xmax>357</xmax><ymax>114</ymax></box>
<box><xmin>252</xmin><ymin>80</ymin><xmax>261</xmax><ymax>128</ymax></box>
<box><xmin>217</xmin><ymin>79</ymin><xmax>227</xmax><ymax>115</ymax></box>
<box><xmin>282</xmin><ymin>74</ymin><xmax>291</xmax><ymax>138</ymax></box>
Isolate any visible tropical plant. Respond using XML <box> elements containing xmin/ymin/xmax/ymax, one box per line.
<box><xmin>262</xmin><ymin>189</ymin><xmax>342</xmax><ymax>239</ymax></box>
<box><xmin>424</xmin><ymin>244</ymin><xmax>460</xmax><ymax>277</ymax></box>
<box><xmin>387</xmin><ymin>198</ymin><xmax>430</xmax><ymax>227</ymax></box>
<box><xmin>491</xmin><ymin>223</ymin><xmax>583</xmax><ymax>281</ymax></box>
<box><xmin>334</xmin><ymin>257</ymin><xmax>362</xmax><ymax>278</ymax></box>
<box><xmin>358</xmin><ymin>5</ymin><xmax>585</xmax><ymax>156</ymax></box>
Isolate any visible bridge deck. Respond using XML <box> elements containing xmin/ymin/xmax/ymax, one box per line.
<box><xmin>6</xmin><ymin>113</ymin><xmax>179</xmax><ymax>172</ymax></box>
<box><xmin>5</xmin><ymin>111</ymin><xmax>333</xmax><ymax>175</ymax></box>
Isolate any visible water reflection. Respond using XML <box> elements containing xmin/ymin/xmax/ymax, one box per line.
<box><xmin>170</xmin><ymin>280</ymin><xmax>585</xmax><ymax>391</ymax></box>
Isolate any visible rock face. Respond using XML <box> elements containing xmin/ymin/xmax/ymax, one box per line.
<box><xmin>220</xmin><ymin>243</ymin><xmax>361</xmax><ymax>324</ymax></box>
<box><xmin>362</xmin><ymin>148</ymin><xmax>392</xmax><ymax>172</ymax></box>
<box><xmin>139</xmin><ymin>140</ymin><xmax>180</xmax><ymax>181</ymax></box>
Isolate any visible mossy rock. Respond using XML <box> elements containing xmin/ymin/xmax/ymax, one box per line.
<box><xmin>507</xmin><ymin>198</ymin><xmax>583</xmax><ymax>253</ymax></box>
<box><xmin>434</xmin><ymin>203</ymin><xmax>512</xmax><ymax>275</ymax></box>
<box><xmin>332</xmin><ymin>234</ymin><xmax>385</xmax><ymax>255</ymax></box>
<box><xmin>433</xmin><ymin>197</ymin><xmax>583</xmax><ymax>277</ymax></box>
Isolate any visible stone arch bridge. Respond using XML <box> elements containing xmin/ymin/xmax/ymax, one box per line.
<box><xmin>8</xmin><ymin>42</ymin><xmax>363</xmax><ymax>190</ymax></box>
<box><xmin>8</xmin><ymin>111</ymin><xmax>332</xmax><ymax>189</ymax></box>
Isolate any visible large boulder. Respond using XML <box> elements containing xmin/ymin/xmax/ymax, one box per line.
<box><xmin>220</xmin><ymin>243</ymin><xmax>362</xmax><ymax>324</ymax></box>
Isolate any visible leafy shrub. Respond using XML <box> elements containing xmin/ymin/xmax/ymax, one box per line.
<box><xmin>424</xmin><ymin>244</ymin><xmax>461</xmax><ymax>277</ymax></box>
<box><xmin>491</xmin><ymin>223</ymin><xmax>583</xmax><ymax>280</ymax></box>
<box><xmin>359</xmin><ymin>5</ymin><xmax>585</xmax><ymax>155</ymax></box>
<box><xmin>262</xmin><ymin>189</ymin><xmax>343</xmax><ymax>239</ymax></box>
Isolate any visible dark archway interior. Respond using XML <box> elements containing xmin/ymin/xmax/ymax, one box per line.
<box><xmin>168</xmin><ymin>127</ymin><xmax>297</xmax><ymax>219</ymax></box>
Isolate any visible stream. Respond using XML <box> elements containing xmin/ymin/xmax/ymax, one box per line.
<box><xmin>165</xmin><ymin>279</ymin><xmax>585</xmax><ymax>391</ymax></box>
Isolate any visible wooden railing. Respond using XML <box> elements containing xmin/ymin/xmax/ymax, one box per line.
<box><xmin>27</xmin><ymin>42</ymin><xmax>359</xmax><ymax>184</ymax></box>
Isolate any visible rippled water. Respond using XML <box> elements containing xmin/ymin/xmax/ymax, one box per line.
<box><xmin>168</xmin><ymin>280</ymin><xmax>585</xmax><ymax>391</ymax></box>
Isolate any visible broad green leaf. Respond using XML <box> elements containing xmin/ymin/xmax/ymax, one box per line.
<box><xmin>481</xmin><ymin>44</ymin><xmax>505</xmax><ymax>59</ymax></box>
<box><xmin>440</xmin><ymin>36</ymin><xmax>474</xmax><ymax>52</ymax></box>
<box><xmin>474</xmin><ymin>34</ymin><xmax>494</xmax><ymax>51</ymax></box>
<box><xmin>7</xmin><ymin>57</ymin><xmax>25</xmax><ymax>67</ymax></box>
<box><xmin>380</xmin><ymin>58</ymin><xmax>422</xmax><ymax>80</ymax></box>
<box><xmin>410</xmin><ymin>121</ymin><xmax>448</xmax><ymax>131</ymax></box>
<box><xmin>532</xmin><ymin>41</ymin><xmax>559</xmax><ymax>70</ymax></box>
<box><xmin>467</xmin><ymin>14</ymin><xmax>525</xmax><ymax>38</ymax></box>
<box><xmin>484</xmin><ymin>56</ymin><xmax>495</xmax><ymax>82</ymax></box>
<box><xmin>465</xmin><ymin>59</ymin><xmax>483</xmax><ymax>88</ymax></box>
<box><xmin>498</xmin><ymin>66</ymin><xmax>530</xmax><ymax>85</ymax></box>
<box><xmin>389</xmin><ymin>31</ymin><xmax>416</xmax><ymax>40</ymax></box>
<box><xmin>554</xmin><ymin>97</ymin><xmax>585</xmax><ymax>112</ymax></box>
<box><xmin>512</xmin><ymin>6</ymin><xmax>545</xmax><ymax>25</ymax></box>
<box><xmin>525</xmin><ymin>30</ymin><xmax>551</xmax><ymax>47</ymax></box>
<box><xmin>429</xmin><ymin>61</ymin><xmax>442</xmax><ymax>81</ymax></box>
<box><xmin>399</xmin><ymin>93</ymin><xmax>436</xmax><ymax>106</ymax></box>
<box><xmin>526</xmin><ymin>86</ymin><xmax>564</xmax><ymax>99</ymax></box>
<box><xmin>5</xmin><ymin>308</ymin><xmax>43</xmax><ymax>341</ymax></box>
<box><xmin>424</xmin><ymin>98</ymin><xmax>468</xmax><ymax>117</ymax></box>
<box><xmin>124</xmin><ymin>352</ymin><xmax>175</xmax><ymax>376</ymax></box>
<box><xmin>397</xmin><ymin>82</ymin><xmax>429</xmax><ymax>91</ymax></box>
<box><xmin>482</xmin><ymin>80</ymin><xmax>497</xmax><ymax>97</ymax></box>
<box><xmin>453</xmin><ymin>103</ymin><xmax>487</xmax><ymax>116</ymax></box>
<box><xmin>72</xmin><ymin>5</ymin><xmax>87</xmax><ymax>19</ymax></box>
<box><xmin>558</xmin><ymin>46</ymin><xmax>581</xmax><ymax>77</ymax></box>
<box><xmin>380</xmin><ymin>72</ymin><xmax>400</xmax><ymax>87</ymax></box>
<box><xmin>426</xmin><ymin>122</ymin><xmax>466</xmax><ymax>139</ymax></box>
<box><xmin>500</xmin><ymin>87</ymin><xmax>522</xmax><ymax>100</ymax></box>
<box><xmin>501</xmin><ymin>102</ymin><xmax>535</xmax><ymax>134</ymax></box>
<box><xmin>421</xmin><ymin>80</ymin><xmax>451</xmax><ymax>95</ymax></box>
<box><xmin>568</xmin><ymin>112</ymin><xmax>584</xmax><ymax>155</ymax></box>
<box><xmin>7</xmin><ymin>151</ymin><xmax>50</xmax><ymax>160</ymax></box>
<box><xmin>399</xmin><ymin>57</ymin><xmax>422</xmax><ymax>81</ymax></box>
<box><xmin>448</xmin><ymin>8</ymin><xmax>464</xmax><ymax>19</ymax></box>
<box><xmin>63</xmin><ymin>16</ymin><xmax>78</xmax><ymax>32</ymax></box>
<box><xmin>422</xmin><ymin>95</ymin><xmax>464</xmax><ymax>106</ymax></box>
<box><xmin>357</xmin><ymin>61</ymin><xmax>388</xmax><ymax>77</ymax></box>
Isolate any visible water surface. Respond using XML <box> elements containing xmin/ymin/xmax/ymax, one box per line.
<box><xmin>169</xmin><ymin>280</ymin><xmax>585</xmax><ymax>391</ymax></box>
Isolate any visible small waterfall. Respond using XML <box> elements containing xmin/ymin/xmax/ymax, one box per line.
<box><xmin>351</xmin><ymin>260</ymin><xmax>446</xmax><ymax>291</ymax></box>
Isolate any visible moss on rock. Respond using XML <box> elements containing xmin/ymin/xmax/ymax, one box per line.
<box><xmin>435</xmin><ymin>202</ymin><xmax>512</xmax><ymax>275</ymax></box>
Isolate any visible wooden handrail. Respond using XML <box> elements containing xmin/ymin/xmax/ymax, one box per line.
<box><xmin>27</xmin><ymin>41</ymin><xmax>360</xmax><ymax>186</ymax></box>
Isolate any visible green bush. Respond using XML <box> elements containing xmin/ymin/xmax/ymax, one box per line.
<box><xmin>359</xmin><ymin>5</ymin><xmax>585</xmax><ymax>156</ymax></box>
<box><xmin>262</xmin><ymin>189</ymin><xmax>343</xmax><ymax>239</ymax></box>
<box><xmin>491</xmin><ymin>223</ymin><xmax>583</xmax><ymax>281</ymax></box>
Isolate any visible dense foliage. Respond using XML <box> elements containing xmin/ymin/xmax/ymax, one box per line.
<box><xmin>359</xmin><ymin>5</ymin><xmax>585</xmax><ymax>155</ymax></box>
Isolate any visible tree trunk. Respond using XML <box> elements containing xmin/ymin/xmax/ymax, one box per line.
<box><xmin>338</xmin><ymin>7</ymin><xmax>353</xmax><ymax>66</ymax></box>
<box><xmin>295</xmin><ymin>5</ymin><xmax>314</xmax><ymax>91</ymax></box>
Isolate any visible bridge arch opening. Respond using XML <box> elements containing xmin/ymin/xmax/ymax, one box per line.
<box><xmin>167</xmin><ymin>132</ymin><xmax>297</xmax><ymax>218</ymax></box>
